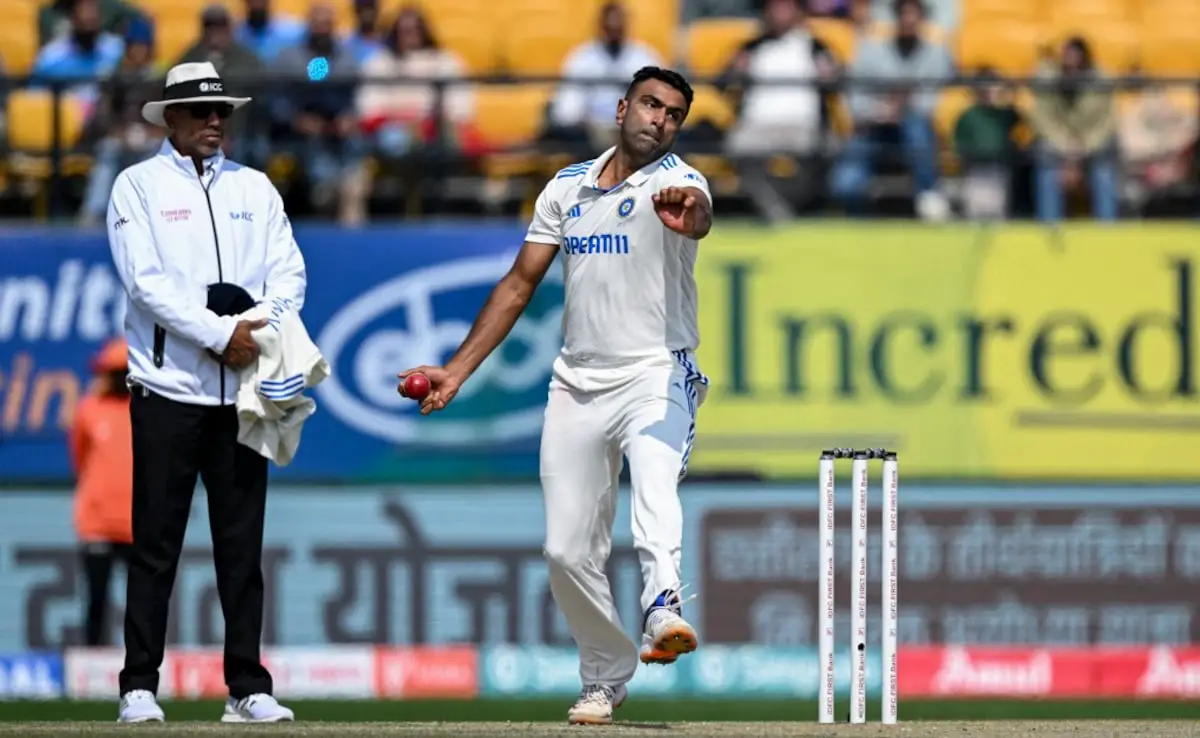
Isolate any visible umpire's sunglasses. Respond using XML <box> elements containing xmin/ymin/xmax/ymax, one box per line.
<box><xmin>181</xmin><ymin>102</ymin><xmax>235</xmax><ymax>120</ymax></box>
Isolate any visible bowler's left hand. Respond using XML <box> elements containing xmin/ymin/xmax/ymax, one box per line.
<box><xmin>652</xmin><ymin>187</ymin><xmax>699</xmax><ymax>236</ymax></box>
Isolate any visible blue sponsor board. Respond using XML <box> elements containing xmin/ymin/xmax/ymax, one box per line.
<box><xmin>0</xmin><ymin>652</ymin><xmax>64</xmax><ymax>699</ymax></box>
<box><xmin>0</xmin><ymin>225</ymin><xmax>562</xmax><ymax>482</ymax></box>
<box><xmin>477</xmin><ymin>645</ymin><xmax>882</xmax><ymax>697</ymax></box>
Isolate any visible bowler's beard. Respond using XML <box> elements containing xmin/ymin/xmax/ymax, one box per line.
<box><xmin>620</xmin><ymin>123</ymin><xmax>668</xmax><ymax>168</ymax></box>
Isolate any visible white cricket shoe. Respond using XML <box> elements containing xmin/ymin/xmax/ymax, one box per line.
<box><xmin>117</xmin><ymin>690</ymin><xmax>165</xmax><ymax>723</ymax></box>
<box><xmin>567</xmin><ymin>683</ymin><xmax>628</xmax><ymax>725</ymax></box>
<box><xmin>221</xmin><ymin>694</ymin><xmax>295</xmax><ymax>723</ymax></box>
<box><xmin>639</xmin><ymin>585</ymin><xmax>699</xmax><ymax>665</ymax></box>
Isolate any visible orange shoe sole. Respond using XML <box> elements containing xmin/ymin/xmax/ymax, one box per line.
<box><xmin>639</xmin><ymin>625</ymin><xmax>698</xmax><ymax>664</ymax></box>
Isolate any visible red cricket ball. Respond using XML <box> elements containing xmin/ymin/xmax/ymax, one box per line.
<box><xmin>400</xmin><ymin>373</ymin><xmax>431</xmax><ymax>401</ymax></box>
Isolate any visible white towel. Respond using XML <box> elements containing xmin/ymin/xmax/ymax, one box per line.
<box><xmin>234</xmin><ymin>298</ymin><xmax>330</xmax><ymax>466</ymax></box>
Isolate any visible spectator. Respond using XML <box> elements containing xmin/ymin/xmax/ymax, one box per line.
<box><xmin>79</xmin><ymin>16</ymin><xmax>162</xmax><ymax>226</ymax></box>
<box><xmin>342</xmin><ymin>0</ymin><xmax>385</xmax><ymax>66</ymax></box>
<box><xmin>355</xmin><ymin>7</ymin><xmax>477</xmax><ymax>159</ymax></box>
<box><xmin>176</xmin><ymin>5</ymin><xmax>267</xmax><ymax>166</ymax></box>
<box><xmin>273</xmin><ymin>2</ymin><xmax>369</xmax><ymax>226</ymax></box>
<box><xmin>846</xmin><ymin>0</ymin><xmax>875</xmax><ymax>31</ymax></box>
<box><xmin>953</xmin><ymin>68</ymin><xmax>1023</xmax><ymax>220</ymax></box>
<box><xmin>39</xmin><ymin>0</ymin><xmax>142</xmax><ymax>47</ymax></box>
<box><xmin>236</xmin><ymin>0</ymin><xmax>305</xmax><ymax>63</ymax></box>
<box><xmin>829</xmin><ymin>0</ymin><xmax>952</xmax><ymax>219</ymax></box>
<box><xmin>683</xmin><ymin>0</ymin><xmax>758</xmax><ymax>22</ymax></box>
<box><xmin>69</xmin><ymin>337</ymin><xmax>133</xmax><ymax>648</ymax></box>
<box><xmin>1118</xmin><ymin>77</ymin><xmax>1197</xmax><ymax>212</ymax></box>
<box><xmin>807</xmin><ymin>0</ymin><xmax>851</xmax><ymax>18</ymax></box>
<box><xmin>31</xmin><ymin>0</ymin><xmax>125</xmax><ymax>103</ymax></box>
<box><xmin>544</xmin><ymin>1</ymin><xmax>663</xmax><ymax>151</ymax></box>
<box><xmin>1029</xmin><ymin>36</ymin><xmax>1118</xmax><ymax>222</ymax></box>
<box><xmin>720</xmin><ymin>0</ymin><xmax>836</xmax><ymax>158</ymax></box>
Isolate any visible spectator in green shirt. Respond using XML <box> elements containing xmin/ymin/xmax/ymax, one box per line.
<box><xmin>953</xmin><ymin>67</ymin><xmax>1022</xmax><ymax>219</ymax></box>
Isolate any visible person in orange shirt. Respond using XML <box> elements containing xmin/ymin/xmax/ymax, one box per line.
<box><xmin>69</xmin><ymin>336</ymin><xmax>134</xmax><ymax>647</ymax></box>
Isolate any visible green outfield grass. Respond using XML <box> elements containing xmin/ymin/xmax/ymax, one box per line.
<box><xmin>0</xmin><ymin>699</ymin><xmax>1198</xmax><ymax>723</ymax></box>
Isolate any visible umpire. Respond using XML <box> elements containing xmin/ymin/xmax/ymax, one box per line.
<box><xmin>106</xmin><ymin>62</ymin><xmax>304</xmax><ymax>725</ymax></box>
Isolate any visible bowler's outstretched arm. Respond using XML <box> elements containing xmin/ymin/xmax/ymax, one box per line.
<box><xmin>397</xmin><ymin>241</ymin><xmax>558</xmax><ymax>414</ymax></box>
<box><xmin>447</xmin><ymin>242</ymin><xmax>558</xmax><ymax>379</ymax></box>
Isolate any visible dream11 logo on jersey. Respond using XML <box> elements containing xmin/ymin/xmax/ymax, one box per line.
<box><xmin>314</xmin><ymin>252</ymin><xmax>565</xmax><ymax>446</ymax></box>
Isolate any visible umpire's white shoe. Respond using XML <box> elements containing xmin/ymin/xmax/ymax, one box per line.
<box><xmin>640</xmin><ymin>585</ymin><xmax>699</xmax><ymax>665</ymax></box>
<box><xmin>567</xmin><ymin>683</ymin><xmax>628</xmax><ymax>725</ymax></box>
<box><xmin>221</xmin><ymin>694</ymin><xmax>295</xmax><ymax>723</ymax></box>
<box><xmin>117</xmin><ymin>690</ymin><xmax>165</xmax><ymax>723</ymax></box>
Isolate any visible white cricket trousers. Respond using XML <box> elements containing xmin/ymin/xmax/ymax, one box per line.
<box><xmin>540</xmin><ymin>351</ymin><xmax>707</xmax><ymax>687</ymax></box>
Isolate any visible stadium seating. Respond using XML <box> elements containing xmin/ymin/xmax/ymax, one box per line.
<box><xmin>2</xmin><ymin>0</ymin><xmax>39</xmax><ymax>76</ymax></box>
<box><xmin>956</xmin><ymin>20</ymin><xmax>1047</xmax><ymax>75</ymax></box>
<box><xmin>961</xmin><ymin>0</ymin><xmax>1038</xmax><ymax>23</ymax></box>
<box><xmin>498</xmin><ymin>1</ymin><xmax>595</xmax><ymax>76</ymax></box>
<box><xmin>5</xmin><ymin>90</ymin><xmax>87</xmax><ymax>153</ymax></box>
<box><xmin>686</xmin><ymin>85</ymin><xmax>735</xmax><ymax>131</ymax></box>
<box><xmin>471</xmin><ymin>84</ymin><xmax>553</xmax><ymax>149</ymax></box>
<box><xmin>621</xmin><ymin>0</ymin><xmax>681</xmax><ymax>64</ymax></box>
<box><xmin>683</xmin><ymin>18</ymin><xmax>759</xmax><ymax>79</ymax></box>
<box><xmin>405</xmin><ymin>0</ymin><xmax>503</xmax><ymax>74</ymax></box>
<box><xmin>807</xmin><ymin>17</ymin><xmax>858</xmax><ymax>64</ymax></box>
<box><xmin>1139</xmin><ymin>24</ymin><xmax>1200</xmax><ymax>76</ymax></box>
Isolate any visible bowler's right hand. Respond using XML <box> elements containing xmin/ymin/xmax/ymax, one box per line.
<box><xmin>221</xmin><ymin>319</ymin><xmax>268</xmax><ymax>369</ymax></box>
<box><xmin>397</xmin><ymin>365</ymin><xmax>464</xmax><ymax>415</ymax></box>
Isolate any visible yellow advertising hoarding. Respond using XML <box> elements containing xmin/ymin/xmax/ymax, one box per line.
<box><xmin>691</xmin><ymin>223</ymin><xmax>1200</xmax><ymax>480</ymax></box>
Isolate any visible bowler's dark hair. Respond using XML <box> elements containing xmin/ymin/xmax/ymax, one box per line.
<box><xmin>625</xmin><ymin>66</ymin><xmax>694</xmax><ymax>110</ymax></box>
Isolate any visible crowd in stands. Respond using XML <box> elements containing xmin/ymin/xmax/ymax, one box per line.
<box><xmin>1</xmin><ymin>0</ymin><xmax>1198</xmax><ymax>223</ymax></box>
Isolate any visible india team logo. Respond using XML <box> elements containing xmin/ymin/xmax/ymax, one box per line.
<box><xmin>617</xmin><ymin>197</ymin><xmax>636</xmax><ymax>218</ymax></box>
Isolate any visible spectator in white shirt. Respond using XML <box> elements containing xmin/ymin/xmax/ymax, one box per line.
<box><xmin>544</xmin><ymin>1</ymin><xmax>663</xmax><ymax>152</ymax></box>
<box><xmin>720</xmin><ymin>0</ymin><xmax>836</xmax><ymax>157</ymax></box>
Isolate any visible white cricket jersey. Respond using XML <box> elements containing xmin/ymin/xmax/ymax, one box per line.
<box><xmin>525</xmin><ymin>146</ymin><xmax>712</xmax><ymax>389</ymax></box>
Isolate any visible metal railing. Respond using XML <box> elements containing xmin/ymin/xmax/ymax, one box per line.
<box><xmin>1</xmin><ymin>73</ymin><xmax>1197</xmax><ymax>220</ymax></box>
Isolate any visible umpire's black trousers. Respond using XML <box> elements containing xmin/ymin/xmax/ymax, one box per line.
<box><xmin>119</xmin><ymin>386</ymin><xmax>273</xmax><ymax>698</ymax></box>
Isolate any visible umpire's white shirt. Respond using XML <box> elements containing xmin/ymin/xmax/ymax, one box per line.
<box><xmin>107</xmin><ymin>140</ymin><xmax>307</xmax><ymax>406</ymax></box>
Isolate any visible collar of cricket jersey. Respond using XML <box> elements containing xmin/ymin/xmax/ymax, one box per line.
<box><xmin>157</xmin><ymin>138</ymin><xmax>226</xmax><ymax>178</ymax></box>
<box><xmin>585</xmin><ymin>146</ymin><xmax>670</xmax><ymax>191</ymax></box>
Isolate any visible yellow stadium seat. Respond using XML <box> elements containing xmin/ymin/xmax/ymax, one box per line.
<box><xmin>807</xmin><ymin>17</ymin><xmax>857</xmax><ymax>64</ymax></box>
<box><xmin>270</xmin><ymin>0</ymin><xmax>309</xmax><ymax>22</ymax></box>
<box><xmin>471</xmin><ymin>84</ymin><xmax>553</xmax><ymax>148</ymax></box>
<box><xmin>6</xmin><ymin>90</ymin><xmax>88</xmax><ymax>152</ymax></box>
<box><xmin>1044</xmin><ymin>0</ymin><xmax>1134</xmax><ymax>24</ymax></box>
<box><xmin>956</xmin><ymin>21</ymin><xmax>1046</xmax><ymax>76</ymax></box>
<box><xmin>0</xmin><ymin>29</ymin><xmax>38</xmax><ymax>76</ymax></box>
<box><xmin>2</xmin><ymin>0</ymin><xmax>38</xmax><ymax>75</ymax></box>
<box><xmin>499</xmin><ymin>4</ymin><xmax>595</xmax><ymax>76</ymax></box>
<box><xmin>156</xmin><ymin>16</ymin><xmax>203</xmax><ymax>64</ymax></box>
<box><xmin>404</xmin><ymin>0</ymin><xmax>503</xmax><ymax>74</ymax></box>
<box><xmin>933</xmin><ymin>87</ymin><xmax>974</xmax><ymax>144</ymax></box>
<box><xmin>961</xmin><ymin>0</ymin><xmax>1038</xmax><ymax>22</ymax></box>
<box><xmin>685</xmin><ymin>84</ymin><xmax>735</xmax><ymax>130</ymax></box>
<box><xmin>621</xmin><ymin>0</ymin><xmax>681</xmax><ymax>65</ymax></box>
<box><xmin>684</xmin><ymin>18</ymin><xmax>759</xmax><ymax>79</ymax></box>
<box><xmin>1139</xmin><ymin>26</ymin><xmax>1200</xmax><ymax>75</ymax></box>
<box><xmin>1139</xmin><ymin>2</ymin><xmax>1200</xmax><ymax>23</ymax></box>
